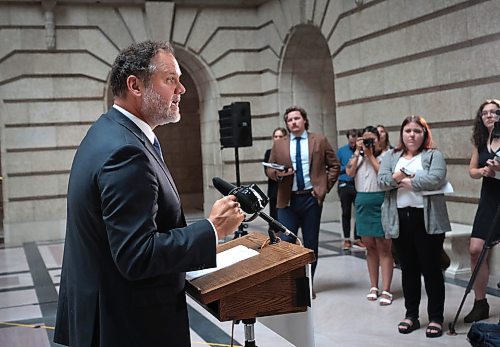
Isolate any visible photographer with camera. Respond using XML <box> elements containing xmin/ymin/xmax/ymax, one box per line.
<box><xmin>464</xmin><ymin>99</ymin><xmax>500</xmax><ymax>324</ymax></box>
<box><xmin>346</xmin><ymin>126</ymin><xmax>393</xmax><ymax>306</ymax></box>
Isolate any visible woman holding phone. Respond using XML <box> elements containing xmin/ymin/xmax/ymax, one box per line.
<box><xmin>378</xmin><ymin>115</ymin><xmax>451</xmax><ymax>338</ymax></box>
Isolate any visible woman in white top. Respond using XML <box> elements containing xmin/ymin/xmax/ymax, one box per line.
<box><xmin>346</xmin><ymin>126</ymin><xmax>393</xmax><ymax>306</ymax></box>
<box><xmin>378</xmin><ymin>116</ymin><xmax>451</xmax><ymax>338</ymax></box>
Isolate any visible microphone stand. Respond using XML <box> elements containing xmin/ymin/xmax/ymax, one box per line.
<box><xmin>233</xmin><ymin>145</ymin><xmax>248</xmax><ymax>238</ymax></box>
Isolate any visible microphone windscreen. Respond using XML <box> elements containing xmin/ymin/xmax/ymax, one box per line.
<box><xmin>212</xmin><ymin>177</ymin><xmax>237</xmax><ymax>196</ymax></box>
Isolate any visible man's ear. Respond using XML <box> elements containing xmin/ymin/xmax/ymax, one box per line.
<box><xmin>126</xmin><ymin>75</ymin><xmax>143</xmax><ymax>97</ymax></box>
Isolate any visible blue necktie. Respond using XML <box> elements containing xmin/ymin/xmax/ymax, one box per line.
<box><xmin>153</xmin><ymin>137</ymin><xmax>164</xmax><ymax>161</ymax></box>
<box><xmin>295</xmin><ymin>137</ymin><xmax>305</xmax><ymax>190</ymax></box>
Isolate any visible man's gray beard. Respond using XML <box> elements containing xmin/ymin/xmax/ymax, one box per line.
<box><xmin>141</xmin><ymin>86</ymin><xmax>180</xmax><ymax>126</ymax></box>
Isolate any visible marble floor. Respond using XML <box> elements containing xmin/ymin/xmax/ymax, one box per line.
<box><xmin>1</xmin><ymin>216</ymin><xmax>500</xmax><ymax>347</ymax></box>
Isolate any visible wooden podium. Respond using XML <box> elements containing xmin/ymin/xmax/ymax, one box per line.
<box><xmin>185</xmin><ymin>232</ymin><xmax>315</xmax><ymax>322</ymax></box>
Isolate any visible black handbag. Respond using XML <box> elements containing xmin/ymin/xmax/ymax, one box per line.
<box><xmin>467</xmin><ymin>322</ymin><xmax>500</xmax><ymax>347</ymax></box>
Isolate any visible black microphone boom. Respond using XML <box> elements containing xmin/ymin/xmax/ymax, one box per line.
<box><xmin>212</xmin><ymin>177</ymin><xmax>296</xmax><ymax>244</ymax></box>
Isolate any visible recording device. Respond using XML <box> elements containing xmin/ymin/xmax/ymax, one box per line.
<box><xmin>493</xmin><ymin>120</ymin><xmax>500</xmax><ymax>139</ymax></box>
<box><xmin>212</xmin><ymin>177</ymin><xmax>269</xmax><ymax>216</ymax></box>
<box><xmin>363</xmin><ymin>138</ymin><xmax>374</xmax><ymax>147</ymax></box>
<box><xmin>212</xmin><ymin>177</ymin><xmax>297</xmax><ymax>244</ymax></box>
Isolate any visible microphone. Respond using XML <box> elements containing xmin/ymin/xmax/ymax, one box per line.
<box><xmin>212</xmin><ymin>177</ymin><xmax>297</xmax><ymax>244</ymax></box>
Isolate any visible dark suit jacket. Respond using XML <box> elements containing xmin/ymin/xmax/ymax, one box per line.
<box><xmin>263</xmin><ymin>148</ymin><xmax>278</xmax><ymax>198</ymax></box>
<box><xmin>266</xmin><ymin>132</ymin><xmax>340</xmax><ymax>208</ymax></box>
<box><xmin>54</xmin><ymin>108</ymin><xmax>216</xmax><ymax>347</ymax></box>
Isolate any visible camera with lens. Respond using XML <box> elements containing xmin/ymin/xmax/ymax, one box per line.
<box><xmin>363</xmin><ymin>138</ymin><xmax>374</xmax><ymax>147</ymax></box>
<box><xmin>231</xmin><ymin>184</ymin><xmax>269</xmax><ymax>214</ymax></box>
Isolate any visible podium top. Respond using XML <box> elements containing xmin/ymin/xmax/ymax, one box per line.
<box><xmin>186</xmin><ymin>232</ymin><xmax>315</xmax><ymax>304</ymax></box>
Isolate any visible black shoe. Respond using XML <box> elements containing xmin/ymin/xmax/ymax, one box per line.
<box><xmin>398</xmin><ymin>317</ymin><xmax>420</xmax><ymax>334</ymax></box>
<box><xmin>426</xmin><ymin>322</ymin><xmax>443</xmax><ymax>338</ymax></box>
<box><xmin>464</xmin><ymin>298</ymin><xmax>489</xmax><ymax>323</ymax></box>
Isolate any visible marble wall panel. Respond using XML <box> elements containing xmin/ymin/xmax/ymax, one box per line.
<box><xmin>328</xmin><ymin>18</ymin><xmax>350</xmax><ymax>57</ymax></box>
<box><xmin>57</xmin><ymin>5</ymin><xmax>134</xmax><ymax>49</ymax></box>
<box><xmin>0</xmin><ymin>4</ymin><xmax>43</xmax><ymax>25</ymax></box>
<box><xmin>466</xmin><ymin>0</ymin><xmax>500</xmax><ymax>39</ymax></box>
<box><xmin>408</xmin><ymin>88</ymin><xmax>471</xmax><ymax>122</ymax></box>
<box><xmin>4</xmin><ymin>150</ymin><xmax>75</xmax><ymax>174</ymax></box>
<box><xmin>319</xmin><ymin>0</ymin><xmax>343</xmax><ymax>39</ymax></box>
<box><xmin>117</xmin><ymin>7</ymin><xmax>148</xmax><ymax>43</ymax></box>
<box><xmin>0</xmin><ymin>52</ymin><xmax>110</xmax><ymax>83</ymax></box>
<box><xmin>349</xmin><ymin>0</ymin><xmax>390</xmax><ymax>39</ymax></box>
<box><xmin>187</xmin><ymin>8</ymin><xmax>257</xmax><ymax>54</ymax></box>
<box><xmin>3</xmin><ymin>200</ymin><xmax>34</xmax><ymax>224</ymax></box>
<box><xmin>8</xmin><ymin>174</ymin><xmax>67</xmax><ymax>199</ymax></box>
<box><xmin>172</xmin><ymin>7</ymin><xmax>198</xmax><ymax>46</ymax></box>
<box><xmin>145</xmin><ymin>2</ymin><xmax>174</xmax><ymax>42</ymax></box>
<box><xmin>2</xmin><ymin>100</ymin><xmax>102</xmax><ymax>124</ymax></box>
<box><xmin>218</xmin><ymin>72</ymin><xmax>276</xmax><ymax>95</ymax></box>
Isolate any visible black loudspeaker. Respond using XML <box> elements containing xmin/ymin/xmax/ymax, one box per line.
<box><xmin>218</xmin><ymin>102</ymin><xmax>252</xmax><ymax>148</ymax></box>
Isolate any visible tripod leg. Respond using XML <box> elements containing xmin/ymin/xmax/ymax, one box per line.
<box><xmin>448</xmin><ymin>244</ymin><xmax>489</xmax><ymax>335</ymax></box>
<box><xmin>448</xmin><ymin>206</ymin><xmax>500</xmax><ymax>335</ymax></box>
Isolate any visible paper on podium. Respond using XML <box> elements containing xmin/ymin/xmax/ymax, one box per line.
<box><xmin>186</xmin><ymin>245</ymin><xmax>259</xmax><ymax>280</ymax></box>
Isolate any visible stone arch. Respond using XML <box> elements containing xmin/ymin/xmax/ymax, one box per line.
<box><xmin>279</xmin><ymin>24</ymin><xmax>337</xmax><ymax>148</ymax></box>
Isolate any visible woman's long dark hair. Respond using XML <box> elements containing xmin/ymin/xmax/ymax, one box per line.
<box><xmin>377</xmin><ymin>124</ymin><xmax>391</xmax><ymax>150</ymax></box>
<box><xmin>472</xmin><ymin>99</ymin><xmax>500</xmax><ymax>149</ymax></box>
<box><xmin>394</xmin><ymin>115</ymin><xmax>434</xmax><ymax>153</ymax></box>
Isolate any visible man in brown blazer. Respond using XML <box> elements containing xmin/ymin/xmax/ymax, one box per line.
<box><xmin>266</xmin><ymin>106</ymin><xmax>340</xmax><ymax>296</ymax></box>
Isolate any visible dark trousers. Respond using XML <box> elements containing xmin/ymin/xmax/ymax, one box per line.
<box><xmin>278</xmin><ymin>194</ymin><xmax>322</xmax><ymax>278</ymax></box>
<box><xmin>337</xmin><ymin>183</ymin><xmax>358</xmax><ymax>239</ymax></box>
<box><xmin>393</xmin><ymin>207</ymin><xmax>445</xmax><ymax>323</ymax></box>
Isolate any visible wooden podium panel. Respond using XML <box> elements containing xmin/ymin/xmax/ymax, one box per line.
<box><xmin>186</xmin><ymin>232</ymin><xmax>315</xmax><ymax>321</ymax></box>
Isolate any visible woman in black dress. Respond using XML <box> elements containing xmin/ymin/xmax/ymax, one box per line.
<box><xmin>263</xmin><ymin>127</ymin><xmax>288</xmax><ymax>232</ymax></box>
<box><xmin>464</xmin><ymin>99</ymin><xmax>500</xmax><ymax>323</ymax></box>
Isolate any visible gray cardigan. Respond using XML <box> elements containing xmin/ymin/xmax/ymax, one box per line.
<box><xmin>378</xmin><ymin>149</ymin><xmax>451</xmax><ymax>238</ymax></box>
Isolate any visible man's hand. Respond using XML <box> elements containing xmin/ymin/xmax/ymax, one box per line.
<box><xmin>208</xmin><ymin>195</ymin><xmax>245</xmax><ymax>239</ymax></box>
<box><xmin>275</xmin><ymin>167</ymin><xmax>295</xmax><ymax>178</ymax></box>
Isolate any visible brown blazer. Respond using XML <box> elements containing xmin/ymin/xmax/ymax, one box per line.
<box><xmin>266</xmin><ymin>132</ymin><xmax>340</xmax><ymax>208</ymax></box>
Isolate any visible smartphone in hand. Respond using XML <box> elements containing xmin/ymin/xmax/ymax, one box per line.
<box><xmin>400</xmin><ymin>167</ymin><xmax>413</xmax><ymax>177</ymax></box>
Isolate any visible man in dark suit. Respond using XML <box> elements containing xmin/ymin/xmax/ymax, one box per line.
<box><xmin>54</xmin><ymin>41</ymin><xmax>244</xmax><ymax>347</ymax></box>
<box><xmin>265</xmin><ymin>106</ymin><xmax>340</xmax><ymax>292</ymax></box>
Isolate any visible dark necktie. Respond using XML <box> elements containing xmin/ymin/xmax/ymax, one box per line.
<box><xmin>295</xmin><ymin>137</ymin><xmax>305</xmax><ymax>190</ymax></box>
<box><xmin>153</xmin><ymin>137</ymin><xmax>164</xmax><ymax>161</ymax></box>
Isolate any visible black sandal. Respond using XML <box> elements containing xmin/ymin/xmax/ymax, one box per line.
<box><xmin>426</xmin><ymin>322</ymin><xmax>443</xmax><ymax>338</ymax></box>
<box><xmin>398</xmin><ymin>317</ymin><xmax>420</xmax><ymax>334</ymax></box>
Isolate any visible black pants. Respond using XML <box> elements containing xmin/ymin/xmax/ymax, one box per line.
<box><xmin>337</xmin><ymin>183</ymin><xmax>358</xmax><ymax>239</ymax></box>
<box><xmin>393</xmin><ymin>207</ymin><xmax>445</xmax><ymax>323</ymax></box>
